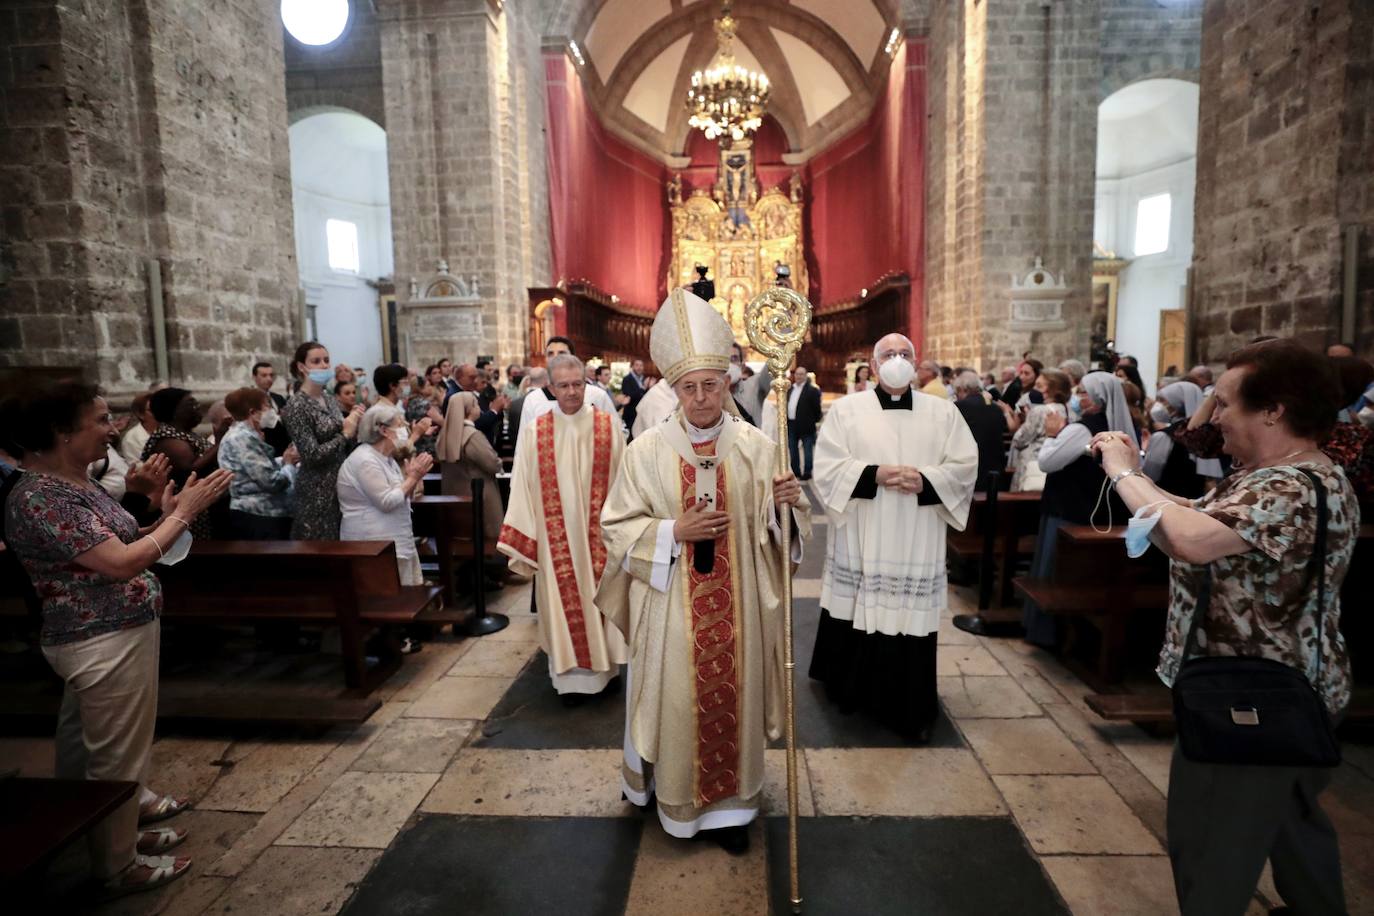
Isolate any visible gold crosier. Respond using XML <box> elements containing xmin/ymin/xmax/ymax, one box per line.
<box><xmin>744</xmin><ymin>286</ymin><xmax>811</xmax><ymax>912</ymax></box>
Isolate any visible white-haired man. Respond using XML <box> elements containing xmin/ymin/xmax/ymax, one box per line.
<box><xmin>596</xmin><ymin>288</ymin><xmax>808</xmax><ymax>854</ymax></box>
<box><xmin>809</xmin><ymin>332</ymin><xmax>978</xmax><ymax>742</ymax></box>
<box><xmin>499</xmin><ymin>353</ymin><xmax>628</xmax><ymax>702</ymax></box>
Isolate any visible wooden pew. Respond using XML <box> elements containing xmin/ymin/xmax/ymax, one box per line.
<box><xmin>0</xmin><ymin>777</ymin><xmax>137</xmax><ymax>884</ymax></box>
<box><xmin>947</xmin><ymin>481</ymin><xmax>1042</xmax><ymax>613</ymax></box>
<box><xmin>157</xmin><ymin>540</ymin><xmax>448</xmax><ymax>693</ymax></box>
<box><xmin>1087</xmin><ymin>522</ymin><xmax>1374</xmax><ymax>724</ymax></box>
<box><xmin>1014</xmin><ymin>524</ymin><xmax>1169</xmax><ymax>688</ymax></box>
<box><xmin>410</xmin><ymin>478</ymin><xmax>510</xmax><ymax>636</ymax></box>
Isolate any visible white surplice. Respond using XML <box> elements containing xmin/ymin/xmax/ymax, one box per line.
<box><xmin>812</xmin><ymin>389</ymin><xmax>979</xmax><ymax>637</ymax></box>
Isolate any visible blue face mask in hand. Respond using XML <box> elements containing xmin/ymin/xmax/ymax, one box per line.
<box><xmin>1125</xmin><ymin>501</ymin><xmax>1170</xmax><ymax>558</ymax></box>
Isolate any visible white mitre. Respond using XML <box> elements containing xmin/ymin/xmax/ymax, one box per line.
<box><xmin>650</xmin><ymin>287</ymin><xmax>735</xmax><ymax>385</ymax></box>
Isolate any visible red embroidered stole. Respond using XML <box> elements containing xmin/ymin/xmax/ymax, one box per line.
<box><xmin>681</xmin><ymin>440</ymin><xmax>740</xmax><ymax>807</ymax></box>
<box><xmin>509</xmin><ymin>409</ymin><xmax>614</xmax><ymax>670</ymax></box>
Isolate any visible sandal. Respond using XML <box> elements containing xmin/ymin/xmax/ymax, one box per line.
<box><xmin>138</xmin><ymin>794</ymin><xmax>190</xmax><ymax>825</ymax></box>
<box><xmin>138</xmin><ymin>827</ymin><xmax>189</xmax><ymax>854</ymax></box>
<box><xmin>101</xmin><ymin>853</ymin><xmax>191</xmax><ymax>898</ymax></box>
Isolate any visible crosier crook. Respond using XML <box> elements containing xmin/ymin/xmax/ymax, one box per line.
<box><xmin>744</xmin><ymin>286</ymin><xmax>811</xmax><ymax>912</ymax></box>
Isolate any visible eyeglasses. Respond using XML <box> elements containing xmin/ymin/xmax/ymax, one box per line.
<box><xmin>551</xmin><ymin>379</ymin><xmax>585</xmax><ymax>393</ymax></box>
<box><xmin>677</xmin><ymin>378</ymin><xmax>725</xmax><ymax>397</ymax></box>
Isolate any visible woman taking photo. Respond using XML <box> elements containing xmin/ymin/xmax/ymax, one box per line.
<box><xmin>281</xmin><ymin>341</ymin><xmax>365</xmax><ymax>540</ymax></box>
<box><xmin>1093</xmin><ymin>340</ymin><xmax>1354</xmax><ymax>916</ymax></box>
<box><xmin>1</xmin><ymin>380</ymin><xmax>230</xmax><ymax>896</ymax></box>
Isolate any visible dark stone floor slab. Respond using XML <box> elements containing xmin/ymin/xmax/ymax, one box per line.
<box><xmin>764</xmin><ymin>816</ymin><xmax>1068</xmax><ymax>916</ymax></box>
<box><xmin>475</xmin><ymin>651</ymin><xmax>626</xmax><ymax>749</ymax></box>
<box><xmin>341</xmin><ymin>815</ymin><xmax>642</xmax><ymax>916</ymax></box>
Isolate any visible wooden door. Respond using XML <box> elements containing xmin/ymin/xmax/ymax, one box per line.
<box><xmin>1158</xmin><ymin>309</ymin><xmax>1187</xmax><ymax>380</ymax></box>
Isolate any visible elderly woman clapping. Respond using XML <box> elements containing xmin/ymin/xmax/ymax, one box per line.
<box><xmin>1092</xmin><ymin>339</ymin><xmax>1356</xmax><ymax>916</ymax></box>
<box><xmin>337</xmin><ymin>404</ymin><xmax>433</xmax><ymax>589</ymax></box>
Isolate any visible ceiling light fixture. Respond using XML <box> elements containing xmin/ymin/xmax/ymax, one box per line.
<box><xmin>685</xmin><ymin>1</ymin><xmax>770</xmax><ymax>144</ymax></box>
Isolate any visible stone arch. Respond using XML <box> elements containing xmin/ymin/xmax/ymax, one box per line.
<box><xmin>287</xmin><ymin>91</ymin><xmax>385</xmax><ymax>129</ymax></box>
<box><xmin>1101</xmin><ymin>66</ymin><xmax>1199</xmax><ymax>104</ymax></box>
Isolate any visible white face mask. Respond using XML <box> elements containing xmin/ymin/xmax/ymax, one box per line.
<box><xmin>393</xmin><ymin>426</ymin><xmax>410</xmax><ymax>445</ymax></box>
<box><xmin>400</xmin><ymin>384</ymin><xmax>412</xmax><ymax>399</ymax></box>
<box><xmin>259</xmin><ymin>408</ymin><xmax>279</xmax><ymax>430</ymax></box>
<box><xmin>727</xmin><ymin>363</ymin><xmax>743</xmax><ymax>384</ymax></box>
<box><xmin>877</xmin><ymin>356</ymin><xmax>916</xmax><ymax>389</ymax></box>
<box><xmin>156</xmin><ymin>529</ymin><xmax>193</xmax><ymax>566</ymax></box>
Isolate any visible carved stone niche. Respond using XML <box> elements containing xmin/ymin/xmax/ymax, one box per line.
<box><xmin>1007</xmin><ymin>257</ymin><xmax>1069</xmax><ymax>332</ymax></box>
<box><xmin>405</xmin><ymin>259</ymin><xmax>485</xmax><ymax>348</ymax></box>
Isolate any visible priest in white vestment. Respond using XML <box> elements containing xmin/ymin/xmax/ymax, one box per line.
<box><xmin>596</xmin><ymin>289</ymin><xmax>808</xmax><ymax>855</ymax></box>
<box><xmin>809</xmin><ymin>332</ymin><xmax>979</xmax><ymax>742</ymax></box>
<box><xmin>499</xmin><ymin>353</ymin><xmax>628</xmax><ymax>702</ymax></box>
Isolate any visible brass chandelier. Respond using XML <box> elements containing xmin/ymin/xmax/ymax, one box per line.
<box><xmin>685</xmin><ymin>1</ymin><xmax>770</xmax><ymax>143</ymax></box>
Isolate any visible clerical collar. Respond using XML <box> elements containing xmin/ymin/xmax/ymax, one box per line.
<box><xmin>875</xmin><ymin>387</ymin><xmax>914</xmax><ymax>410</ymax></box>
<box><xmin>684</xmin><ymin>413</ymin><xmax>725</xmax><ymax>443</ymax></box>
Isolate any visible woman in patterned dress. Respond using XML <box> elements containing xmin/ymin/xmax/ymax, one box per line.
<box><xmin>280</xmin><ymin>341</ymin><xmax>364</xmax><ymax>540</ymax></box>
<box><xmin>141</xmin><ymin>387</ymin><xmax>231</xmax><ymax>539</ymax></box>
<box><xmin>2</xmin><ymin>380</ymin><xmax>231</xmax><ymax>895</ymax></box>
<box><xmin>1094</xmin><ymin>339</ymin><xmax>1356</xmax><ymax>916</ymax></box>
<box><xmin>405</xmin><ymin>373</ymin><xmax>445</xmax><ymax>459</ymax></box>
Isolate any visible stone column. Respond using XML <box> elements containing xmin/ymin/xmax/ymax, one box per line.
<box><xmin>925</xmin><ymin>0</ymin><xmax>1101</xmax><ymax>371</ymax></box>
<box><xmin>0</xmin><ymin>0</ymin><xmax>299</xmax><ymax>400</ymax></box>
<box><xmin>1191</xmin><ymin>0</ymin><xmax>1373</xmax><ymax>360</ymax></box>
<box><xmin>377</xmin><ymin>0</ymin><xmax>551</xmax><ymax>370</ymax></box>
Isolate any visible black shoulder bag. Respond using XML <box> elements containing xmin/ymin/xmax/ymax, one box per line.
<box><xmin>1171</xmin><ymin>469</ymin><xmax>1341</xmax><ymax>767</ymax></box>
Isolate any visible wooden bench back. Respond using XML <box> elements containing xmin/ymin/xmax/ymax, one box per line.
<box><xmin>158</xmin><ymin>540</ymin><xmax>403</xmax><ymax>608</ymax></box>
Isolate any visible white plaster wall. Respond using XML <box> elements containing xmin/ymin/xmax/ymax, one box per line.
<box><xmin>289</xmin><ymin>113</ymin><xmax>393</xmax><ymax>374</ymax></box>
<box><xmin>1095</xmin><ymin>156</ymin><xmax>1195</xmax><ymax>394</ymax></box>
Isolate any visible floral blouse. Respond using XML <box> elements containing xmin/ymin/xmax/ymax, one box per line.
<box><xmin>3</xmin><ymin>473</ymin><xmax>161</xmax><ymax>646</ymax></box>
<box><xmin>405</xmin><ymin>395</ymin><xmax>438</xmax><ymax>457</ymax></box>
<box><xmin>218</xmin><ymin>421</ymin><xmax>294</xmax><ymax>517</ymax></box>
<box><xmin>1157</xmin><ymin>462</ymin><xmax>1357</xmax><ymax>715</ymax></box>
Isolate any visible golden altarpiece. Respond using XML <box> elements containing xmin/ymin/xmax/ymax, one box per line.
<box><xmin>666</xmin><ymin>141</ymin><xmax>808</xmax><ymax>348</ymax></box>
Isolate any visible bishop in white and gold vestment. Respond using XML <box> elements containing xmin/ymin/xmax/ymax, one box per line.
<box><xmin>596</xmin><ymin>289</ymin><xmax>808</xmax><ymax>852</ymax></box>
<box><xmin>499</xmin><ymin>354</ymin><xmax>628</xmax><ymax>697</ymax></box>
<box><xmin>809</xmin><ymin>333</ymin><xmax>978</xmax><ymax>741</ymax></box>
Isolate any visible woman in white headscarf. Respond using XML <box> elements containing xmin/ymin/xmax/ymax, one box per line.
<box><xmin>437</xmin><ymin>391</ymin><xmax>503</xmax><ymax>539</ymax></box>
<box><xmin>1141</xmin><ymin>381</ymin><xmax>1222</xmax><ymax>497</ymax></box>
<box><xmin>1019</xmin><ymin>371</ymin><xmax>1137</xmax><ymax>648</ymax></box>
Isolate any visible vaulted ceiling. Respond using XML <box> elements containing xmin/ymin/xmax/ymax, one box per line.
<box><xmin>552</xmin><ymin>0</ymin><xmax>905</xmax><ymax>162</ymax></box>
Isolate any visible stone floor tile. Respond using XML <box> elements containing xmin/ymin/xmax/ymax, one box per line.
<box><xmin>204</xmin><ymin>702</ymin><xmax>407</xmax><ymax>878</ymax></box>
<box><xmin>762</xmin><ymin>747</ymin><xmax>816</xmax><ymax>817</ymax></box>
<box><xmin>959</xmin><ymin>718</ymin><xmax>1097</xmax><ymax>775</ymax></box>
<box><xmin>1040</xmin><ymin>855</ymin><xmax>1179</xmax><ymax>915</ymax></box>
<box><xmin>994</xmin><ymin>775</ymin><xmax>1162</xmax><ymax>855</ymax></box>
<box><xmin>375</xmin><ymin>637</ymin><xmax>471</xmax><ymax>703</ymax></box>
<box><xmin>793</xmin><ymin>578</ymin><xmax>823</xmax><ymax>599</ymax></box>
<box><xmin>202</xmin><ymin>846</ymin><xmax>380</xmax><ymax>916</ymax></box>
<box><xmin>403</xmin><ymin>674</ymin><xmax>511</xmax><ymax>719</ymax></box>
<box><xmin>350</xmin><ymin>718</ymin><xmax>475</xmax><ymax>773</ymax></box>
<box><xmin>197</xmin><ymin>738</ymin><xmax>336</xmax><ymax>813</ymax></box>
<box><xmin>936</xmin><ymin>643</ymin><xmax>1007</xmax><ymax>676</ymax></box>
<box><xmin>149</xmin><ymin>736</ymin><xmax>236</xmax><ymax>804</ymax></box>
<box><xmin>938</xmin><ymin>675</ymin><xmax>1042</xmax><ymax>718</ymax></box>
<box><xmin>937</xmin><ymin>617</ymin><xmax>980</xmax><ymax>646</ymax></box>
<box><xmin>446</xmin><ymin>638</ymin><xmax>536</xmax><ymax>677</ymax></box>
<box><xmin>421</xmin><ymin>748</ymin><xmax>633</xmax><ymax>817</ymax></box>
<box><xmin>806</xmin><ymin>747</ymin><xmax>1005</xmax><ymax>817</ymax></box>
<box><xmin>624</xmin><ymin>819</ymin><xmax>767</xmax><ymax>916</ymax></box>
<box><xmin>1109</xmin><ymin>730</ymin><xmax>1174</xmax><ymax>795</ymax></box>
<box><xmin>277</xmin><ymin>770</ymin><xmax>439</xmax><ymax>848</ymax></box>
<box><xmin>483</xmin><ymin>615</ymin><xmax>542</xmax><ymax>642</ymax></box>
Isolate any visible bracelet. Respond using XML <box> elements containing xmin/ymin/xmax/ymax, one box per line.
<box><xmin>1110</xmin><ymin>468</ymin><xmax>1144</xmax><ymax>486</ymax></box>
<box><xmin>164</xmin><ymin>514</ymin><xmax>190</xmax><ymax>529</ymax></box>
<box><xmin>145</xmin><ymin>531</ymin><xmax>166</xmax><ymax>559</ymax></box>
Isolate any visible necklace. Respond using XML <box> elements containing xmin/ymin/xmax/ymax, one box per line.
<box><xmin>1254</xmin><ymin>447</ymin><xmax>1322</xmax><ymax>470</ymax></box>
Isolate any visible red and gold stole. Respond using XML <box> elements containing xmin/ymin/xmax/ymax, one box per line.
<box><xmin>681</xmin><ymin>440</ymin><xmax>740</xmax><ymax>807</ymax></box>
<box><xmin>522</xmin><ymin>409</ymin><xmax>614</xmax><ymax>670</ymax></box>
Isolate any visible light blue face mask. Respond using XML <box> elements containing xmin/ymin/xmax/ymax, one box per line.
<box><xmin>1125</xmin><ymin>501</ymin><xmax>1170</xmax><ymax>558</ymax></box>
<box><xmin>307</xmin><ymin>368</ymin><xmax>333</xmax><ymax>386</ymax></box>
<box><xmin>1068</xmin><ymin>394</ymin><xmax>1084</xmax><ymax>422</ymax></box>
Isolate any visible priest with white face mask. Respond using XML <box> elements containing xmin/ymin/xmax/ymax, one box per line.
<box><xmin>808</xmin><ymin>332</ymin><xmax>979</xmax><ymax>743</ymax></box>
<box><xmin>596</xmin><ymin>288</ymin><xmax>808</xmax><ymax>855</ymax></box>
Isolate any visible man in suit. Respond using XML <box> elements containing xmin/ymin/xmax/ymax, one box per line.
<box><xmin>252</xmin><ymin>360</ymin><xmax>291</xmax><ymax>456</ymax></box>
<box><xmin>438</xmin><ymin>357</ymin><xmax>460</xmax><ymax>405</ymax></box>
<box><xmin>787</xmin><ymin>365</ymin><xmax>823</xmax><ymax>480</ymax></box>
<box><xmin>454</xmin><ymin>362</ymin><xmax>509</xmax><ymax>445</ymax></box>
<box><xmin>620</xmin><ymin>358</ymin><xmax>648</xmax><ymax>432</ymax></box>
<box><xmin>507</xmin><ymin>366</ymin><xmax>546</xmax><ymax>453</ymax></box>
<box><xmin>952</xmin><ymin>371</ymin><xmax>1007</xmax><ymax>491</ymax></box>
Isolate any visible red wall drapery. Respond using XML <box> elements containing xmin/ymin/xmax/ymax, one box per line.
<box><xmin>544</xmin><ymin>52</ymin><xmax>666</xmax><ymax>312</ymax></box>
<box><xmin>806</xmin><ymin>39</ymin><xmax>926</xmax><ymax>346</ymax></box>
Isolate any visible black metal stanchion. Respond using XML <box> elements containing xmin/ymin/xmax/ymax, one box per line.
<box><xmin>465</xmin><ymin>477</ymin><xmax>509</xmax><ymax>636</ymax></box>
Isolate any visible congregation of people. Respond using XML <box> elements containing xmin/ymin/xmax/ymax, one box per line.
<box><xmin>1</xmin><ymin>308</ymin><xmax>1371</xmax><ymax>912</ymax></box>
